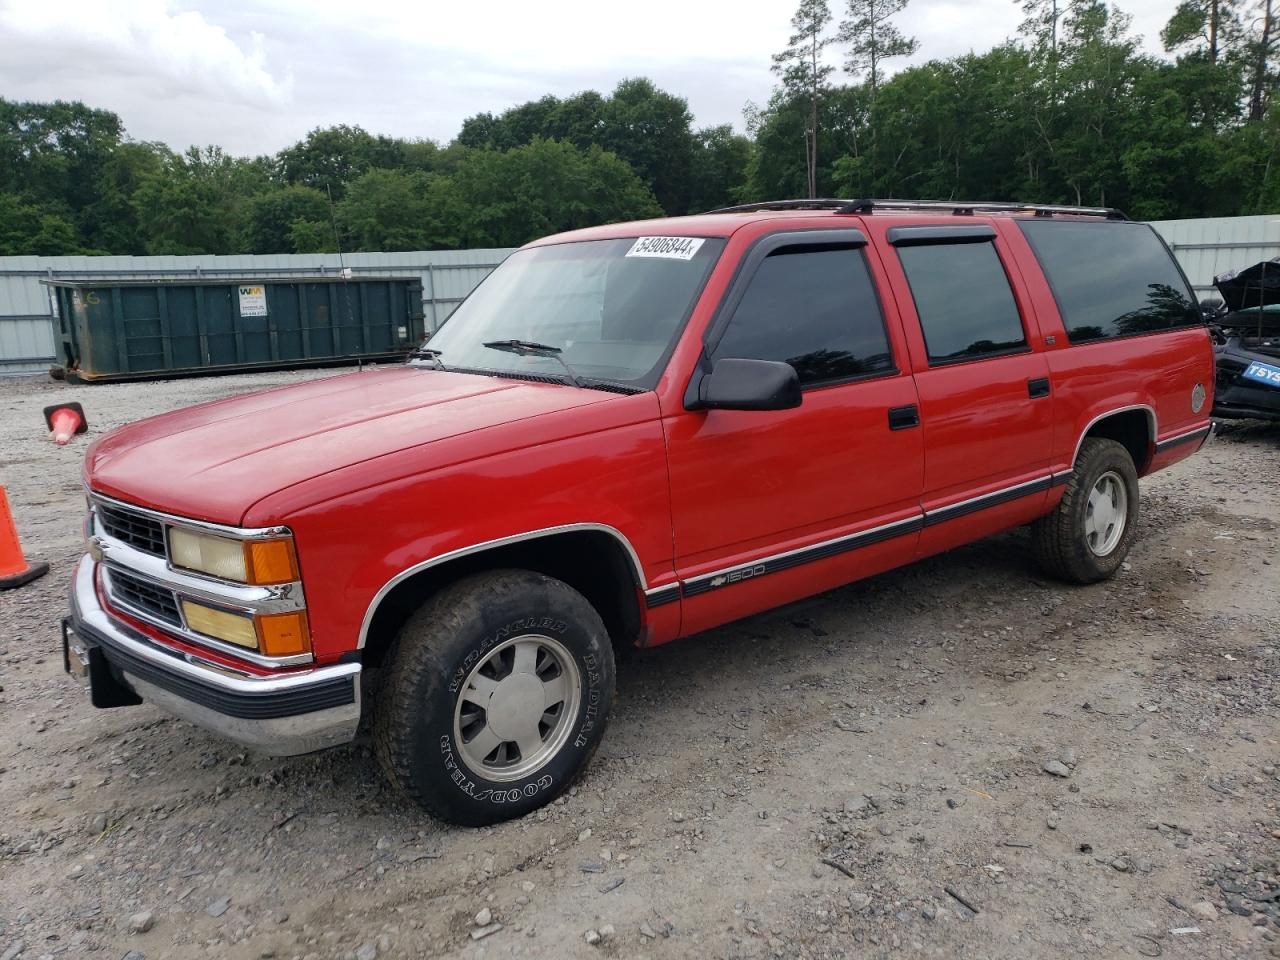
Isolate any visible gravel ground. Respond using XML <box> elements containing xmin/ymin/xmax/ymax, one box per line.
<box><xmin>0</xmin><ymin>368</ymin><xmax>1278</xmax><ymax>960</ymax></box>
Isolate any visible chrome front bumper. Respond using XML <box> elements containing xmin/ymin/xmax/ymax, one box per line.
<box><xmin>67</xmin><ymin>555</ymin><xmax>362</xmax><ymax>756</ymax></box>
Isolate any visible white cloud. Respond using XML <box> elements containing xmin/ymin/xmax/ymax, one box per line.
<box><xmin>0</xmin><ymin>0</ymin><xmax>292</xmax><ymax>150</ymax></box>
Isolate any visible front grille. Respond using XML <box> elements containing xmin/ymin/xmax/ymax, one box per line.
<box><xmin>108</xmin><ymin>568</ymin><xmax>182</xmax><ymax>627</ymax></box>
<box><xmin>97</xmin><ymin>503</ymin><xmax>166</xmax><ymax>557</ymax></box>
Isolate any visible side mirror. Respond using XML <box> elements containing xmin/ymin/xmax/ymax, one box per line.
<box><xmin>697</xmin><ymin>357</ymin><xmax>801</xmax><ymax>412</ymax></box>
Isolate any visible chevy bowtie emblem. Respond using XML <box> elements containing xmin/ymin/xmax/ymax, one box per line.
<box><xmin>710</xmin><ymin>575</ymin><xmax>727</xmax><ymax>588</ymax></box>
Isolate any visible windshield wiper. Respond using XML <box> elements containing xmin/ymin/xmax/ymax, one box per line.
<box><xmin>481</xmin><ymin>339</ymin><xmax>582</xmax><ymax>388</ymax></box>
<box><xmin>408</xmin><ymin>346</ymin><xmax>445</xmax><ymax>369</ymax></box>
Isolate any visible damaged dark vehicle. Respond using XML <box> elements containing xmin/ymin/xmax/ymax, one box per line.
<box><xmin>1208</xmin><ymin>258</ymin><xmax>1280</xmax><ymax>422</ymax></box>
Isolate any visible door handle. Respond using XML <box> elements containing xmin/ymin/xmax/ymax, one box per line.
<box><xmin>1028</xmin><ymin>377</ymin><xmax>1051</xmax><ymax>399</ymax></box>
<box><xmin>888</xmin><ymin>404</ymin><xmax>920</xmax><ymax>430</ymax></box>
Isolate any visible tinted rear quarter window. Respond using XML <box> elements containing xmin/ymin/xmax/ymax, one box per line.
<box><xmin>1017</xmin><ymin>220</ymin><xmax>1199</xmax><ymax>343</ymax></box>
<box><xmin>712</xmin><ymin>245</ymin><xmax>894</xmax><ymax>386</ymax></box>
<box><xmin>896</xmin><ymin>241</ymin><xmax>1028</xmax><ymax>364</ymax></box>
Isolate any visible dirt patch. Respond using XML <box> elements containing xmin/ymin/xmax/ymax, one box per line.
<box><xmin>1</xmin><ymin>369</ymin><xmax>1277</xmax><ymax>960</ymax></box>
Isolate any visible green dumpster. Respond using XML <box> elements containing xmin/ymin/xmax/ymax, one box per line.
<box><xmin>45</xmin><ymin>276</ymin><xmax>425</xmax><ymax>382</ymax></box>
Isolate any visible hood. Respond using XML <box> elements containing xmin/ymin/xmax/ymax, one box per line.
<box><xmin>86</xmin><ymin>367</ymin><xmax>616</xmax><ymax>525</ymax></box>
<box><xmin>1214</xmin><ymin>258</ymin><xmax>1280</xmax><ymax>312</ymax></box>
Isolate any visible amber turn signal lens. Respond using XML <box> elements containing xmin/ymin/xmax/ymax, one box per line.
<box><xmin>246</xmin><ymin>539</ymin><xmax>299</xmax><ymax>585</ymax></box>
<box><xmin>256</xmin><ymin>611</ymin><xmax>311</xmax><ymax>657</ymax></box>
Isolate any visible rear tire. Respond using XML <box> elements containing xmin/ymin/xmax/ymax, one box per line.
<box><xmin>1032</xmin><ymin>438</ymin><xmax>1140</xmax><ymax>584</ymax></box>
<box><xmin>373</xmin><ymin>569</ymin><xmax>615</xmax><ymax>826</ymax></box>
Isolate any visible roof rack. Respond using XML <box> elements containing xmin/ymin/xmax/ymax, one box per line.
<box><xmin>706</xmin><ymin>199</ymin><xmax>865</xmax><ymax>214</ymax></box>
<box><xmin>705</xmin><ymin>198</ymin><xmax>1128</xmax><ymax>221</ymax></box>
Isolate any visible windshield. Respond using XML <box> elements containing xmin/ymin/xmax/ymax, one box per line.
<box><xmin>419</xmin><ymin>236</ymin><xmax>725</xmax><ymax>390</ymax></box>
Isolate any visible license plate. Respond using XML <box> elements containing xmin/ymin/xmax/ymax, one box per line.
<box><xmin>62</xmin><ymin>621</ymin><xmax>90</xmax><ymax>682</ymax></box>
<box><xmin>1242</xmin><ymin>359</ymin><xmax>1280</xmax><ymax>388</ymax></box>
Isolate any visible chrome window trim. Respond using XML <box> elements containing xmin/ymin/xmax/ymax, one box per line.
<box><xmin>357</xmin><ymin>523</ymin><xmax>648</xmax><ymax>649</ymax></box>
<box><xmin>101</xmin><ymin>564</ymin><xmax>314</xmax><ymax>669</ymax></box>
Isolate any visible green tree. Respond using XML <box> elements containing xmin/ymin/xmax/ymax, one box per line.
<box><xmin>287</xmin><ymin>219</ymin><xmax>339</xmax><ymax>254</ymax></box>
<box><xmin>276</xmin><ymin>125</ymin><xmax>406</xmax><ymax>198</ymax></box>
<box><xmin>838</xmin><ymin>0</ymin><xmax>919</xmax><ymax>98</ymax></box>
<box><xmin>436</xmin><ymin>139</ymin><xmax>663</xmax><ymax>248</ymax></box>
<box><xmin>773</xmin><ymin>0</ymin><xmax>836</xmax><ymax>197</ymax></box>
<box><xmin>1245</xmin><ymin>0</ymin><xmax>1279</xmax><ymax>120</ymax></box>
<box><xmin>132</xmin><ymin>146</ymin><xmax>260</xmax><ymax>255</ymax></box>
<box><xmin>599</xmin><ymin>79</ymin><xmax>697</xmax><ymax>214</ymax></box>
<box><xmin>243</xmin><ymin>185</ymin><xmax>332</xmax><ymax>253</ymax></box>
<box><xmin>79</xmin><ymin>141</ymin><xmax>167</xmax><ymax>255</ymax></box>
<box><xmin>0</xmin><ymin>193</ymin><xmax>43</xmax><ymax>255</ymax></box>
<box><xmin>1163</xmin><ymin>0</ymin><xmax>1243</xmax><ymax>63</ymax></box>
<box><xmin>0</xmin><ymin>99</ymin><xmax>123</xmax><ymax>215</ymax></box>
<box><xmin>748</xmin><ymin>85</ymin><xmax>866</xmax><ymax>199</ymax></box>
<box><xmin>29</xmin><ymin>214</ymin><xmax>82</xmax><ymax>255</ymax></box>
<box><xmin>454</xmin><ymin>79</ymin><xmax>697</xmax><ymax>215</ymax></box>
<box><xmin>337</xmin><ymin>168</ymin><xmax>442</xmax><ymax>251</ymax></box>
<box><xmin>688</xmin><ymin>125</ymin><xmax>753</xmax><ymax>211</ymax></box>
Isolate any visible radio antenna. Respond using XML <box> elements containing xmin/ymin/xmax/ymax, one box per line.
<box><xmin>326</xmin><ymin>184</ymin><xmax>360</xmax><ymax>371</ymax></box>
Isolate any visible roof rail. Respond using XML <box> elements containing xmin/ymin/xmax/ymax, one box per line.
<box><xmin>706</xmin><ymin>198</ymin><xmax>1128</xmax><ymax>221</ymax></box>
<box><xmin>706</xmin><ymin>199</ymin><xmax>868</xmax><ymax>214</ymax></box>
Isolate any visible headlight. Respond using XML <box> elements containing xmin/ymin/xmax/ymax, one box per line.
<box><xmin>169</xmin><ymin>529</ymin><xmax>299</xmax><ymax>585</ymax></box>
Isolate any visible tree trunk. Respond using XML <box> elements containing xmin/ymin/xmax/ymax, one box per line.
<box><xmin>1209</xmin><ymin>0</ymin><xmax>1219</xmax><ymax>65</ymax></box>
<box><xmin>869</xmin><ymin>12</ymin><xmax>879</xmax><ymax>100</ymax></box>
<box><xmin>810</xmin><ymin>37</ymin><xmax>819</xmax><ymax>198</ymax></box>
<box><xmin>1250</xmin><ymin>0</ymin><xmax>1275</xmax><ymax>122</ymax></box>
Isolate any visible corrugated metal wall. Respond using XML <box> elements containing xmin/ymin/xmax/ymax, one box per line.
<box><xmin>1149</xmin><ymin>214</ymin><xmax>1280</xmax><ymax>298</ymax></box>
<box><xmin>0</xmin><ymin>248</ymin><xmax>514</xmax><ymax>377</ymax></box>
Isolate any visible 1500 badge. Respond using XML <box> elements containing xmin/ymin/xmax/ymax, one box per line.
<box><xmin>710</xmin><ymin>564</ymin><xmax>768</xmax><ymax>588</ymax></box>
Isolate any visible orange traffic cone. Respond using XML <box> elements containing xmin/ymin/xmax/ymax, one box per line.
<box><xmin>43</xmin><ymin>402</ymin><xmax>87</xmax><ymax>445</ymax></box>
<box><xmin>0</xmin><ymin>486</ymin><xmax>49</xmax><ymax>590</ymax></box>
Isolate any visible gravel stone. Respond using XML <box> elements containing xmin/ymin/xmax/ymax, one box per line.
<box><xmin>1191</xmin><ymin>901</ymin><xmax>1217</xmax><ymax>920</ymax></box>
<box><xmin>127</xmin><ymin>910</ymin><xmax>154</xmax><ymax>934</ymax></box>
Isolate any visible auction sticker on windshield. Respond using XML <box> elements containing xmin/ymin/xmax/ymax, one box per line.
<box><xmin>626</xmin><ymin>236</ymin><xmax>705</xmax><ymax>260</ymax></box>
<box><xmin>1242</xmin><ymin>359</ymin><xmax>1280</xmax><ymax>388</ymax></box>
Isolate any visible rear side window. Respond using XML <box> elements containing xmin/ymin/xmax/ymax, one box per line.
<box><xmin>711</xmin><ymin>245</ymin><xmax>894</xmax><ymax>386</ymax></box>
<box><xmin>896</xmin><ymin>242</ymin><xmax>1028</xmax><ymax>364</ymax></box>
<box><xmin>1017</xmin><ymin>220</ymin><xmax>1199</xmax><ymax>343</ymax></box>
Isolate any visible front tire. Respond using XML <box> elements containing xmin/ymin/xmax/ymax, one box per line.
<box><xmin>373</xmin><ymin>569</ymin><xmax>615</xmax><ymax>825</ymax></box>
<box><xmin>1032</xmin><ymin>438</ymin><xmax>1140</xmax><ymax>584</ymax></box>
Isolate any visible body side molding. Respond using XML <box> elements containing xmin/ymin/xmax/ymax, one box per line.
<box><xmin>1153</xmin><ymin>423</ymin><xmax>1212</xmax><ymax>453</ymax></box>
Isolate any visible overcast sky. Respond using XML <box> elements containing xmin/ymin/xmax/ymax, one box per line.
<box><xmin>0</xmin><ymin>0</ymin><xmax>1181</xmax><ymax>156</ymax></box>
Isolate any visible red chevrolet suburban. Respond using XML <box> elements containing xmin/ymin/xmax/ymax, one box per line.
<box><xmin>64</xmin><ymin>199</ymin><xmax>1214</xmax><ymax>825</ymax></box>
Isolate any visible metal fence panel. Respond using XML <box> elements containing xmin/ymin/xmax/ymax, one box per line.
<box><xmin>0</xmin><ymin>314</ymin><xmax>57</xmax><ymax>374</ymax></box>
